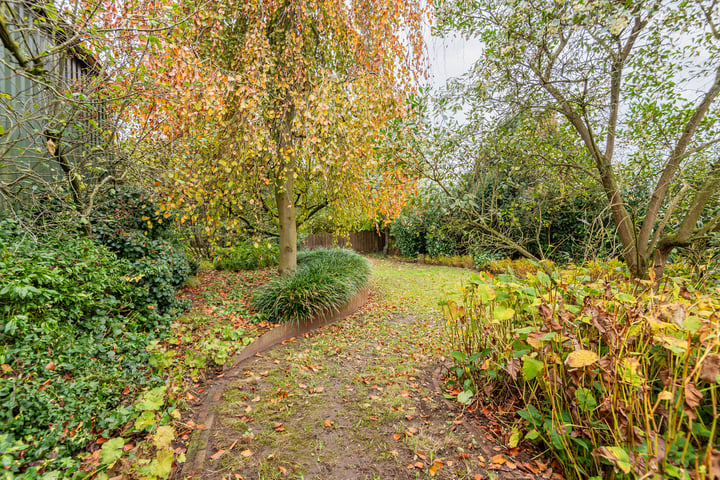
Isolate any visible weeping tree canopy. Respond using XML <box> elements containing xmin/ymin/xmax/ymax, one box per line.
<box><xmin>129</xmin><ymin>0</ymin><xmax>427</xmax><ymax>272</ymax></box>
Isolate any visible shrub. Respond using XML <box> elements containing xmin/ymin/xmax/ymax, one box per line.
<box><xmin>91</xmin><ymin>185</ymin><xmax>173</xmax><ymax>240</ymax></box>
<box><xmin>0</xmin><ymin>219</ymin><xmax>169</xmax><ymax>477</ymax></box>
<box><xmin>444</xmin><ymin>266</ymin><xmax>720</xmax><ymax>479</ymax></box>
<box><xmin>417</xmin><ymin>254</ymin><xmax>474</xmax><ymax>269</ymax></box>
<box><xmin>471</xmin><ymin>251</ymin><xmax>504</xmax><ymax>270</ymax></box>
<box><xmin>214</xmin><ymin>239</ymin><xmax>278</xmax><ymax>271</ymax></box>
<box><xmin>92</xmin><ymin>187</ymin><xmax>195</xmax><ymax>314</ymax></box>
<box><xmin>390</xmin><ymin>188</ymin><xmax>463</xmax><ymax>259</ymax></box>
<box><xmin>390</xmin><ymin>213</ymin><xmax>426</xmax><ymax>258</ymax></box>
<box><xmin>252</xmin><ymin>248</ymin><xmax>370</xmax><ymax>324</ymax></box>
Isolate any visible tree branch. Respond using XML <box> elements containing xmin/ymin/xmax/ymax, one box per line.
<box><xmin>638</xmin><ymin>64</ymin><xmax>720</xmax><ymax>250</ymax></box>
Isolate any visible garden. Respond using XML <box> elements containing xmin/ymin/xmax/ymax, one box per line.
<box><xmin>1</xmin><ymin>0</ymin><xmax>719</xmax><ymax>479</ymax></box>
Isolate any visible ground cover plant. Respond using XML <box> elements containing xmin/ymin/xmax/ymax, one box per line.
<box><xmin>0</xmin><ymin>219</ymin><xmax>174</xmax><ymax>477</ymax></box>
<box><xmin>252</xmin><ymin>248</ymin><xmax>370</xmax><ymax>324</ymax></box>
<box><xmin>444</xmin><ymin>263</ymin><xmax>720</xmax><ymax>479</ymax></box>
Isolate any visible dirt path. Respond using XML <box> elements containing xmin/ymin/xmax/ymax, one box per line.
<box><xmin>182</xmin><ymin>259</ymin><xmax>556</xmax><ymax>480</ymax></box>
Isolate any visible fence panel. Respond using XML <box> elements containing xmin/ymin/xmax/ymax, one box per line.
<box><xmin>303</xmin><ymin>230</ymin><xmax>384</xmax><ymax>253</ymax></box>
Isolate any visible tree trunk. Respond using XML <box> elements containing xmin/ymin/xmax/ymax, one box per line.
<box><xmin>383</xmin><ymin>224</ymin><xmax>390</xmax><ymax>255</ymax></box>
<box><xmin>276</xmin><ymin>165</ymin><xmax>297</xmax><ymax>274</ymax></box>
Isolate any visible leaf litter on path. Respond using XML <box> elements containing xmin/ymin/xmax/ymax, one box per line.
<box><xmin>185</xmin><ymin>259</ymin><xmax>557</xmax><ymax>479</ymax></box>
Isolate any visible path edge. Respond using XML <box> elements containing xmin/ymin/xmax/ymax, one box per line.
<box><xmin>181</xmin><ymin>286</ymin><xmax>370</xmax><ymax>477</ymax></box>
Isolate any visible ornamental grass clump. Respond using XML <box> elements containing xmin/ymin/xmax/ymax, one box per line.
<box><xmin>252</xmin><ymin>248</ymin><xmax>370</xmax><ymax>324</ymax></box>
<box><xmin>444</xmin><ymin>264</ymin><xmax>720</xmax><ymax>480</ymax></box>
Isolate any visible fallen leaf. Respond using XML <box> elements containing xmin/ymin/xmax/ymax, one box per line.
<box><xmin>45</xmin><ymin>360</ymin><xmax>56</xmax><ymax>371</ymax></box>
<box><xmin>252</xmin><ymin>396</ymin><xmax>260</xmax><ymax>402</ymax></box>
<box><xmin>429</xmin><ymin>460</ymin><xmax>443</xmax><ymax>476</ymax></box>
<box><xmin>492</xmin><ymin>455</ymin><xmax>506</xmax><ymax>465</ymax></box>
<box><xmin>229</xmin><ymin>440</ymin><xmax>238</xmax><ymax>450</ymax></box>
<box><xmin>241</xmin><ymin>449</ymin><xmax>253</xmax><ymax>457</ymax></box>
<box><xmin>414</xmin><ymin>462</ymin><xmax>424</xmax><ymax>469</ymax></box>
<box><xmin>260</xmin><ymin>371</ymin><xmax>269</xmax><ymax>377</ymax></box>
<box><xmin>274</xmin><ymin>423</ymin><xmax>285</xmax><ymax>432</ymax></box>
<box><xmin>210</xmin><ymin>450</ymin><xmax>225</xmax><ymax>460</ymax></box>
<box><xmin>392</xmin><ymin>433</ymin><xmax>401</xmax><ymax>441</ymax></box>
<box><xmin>323</xmin><ymin>420</ymin><xmax>334</xmax><ymax>427</ymax></box>
<box><xmin>416</xmin><ymin>452</ymin><xmax>427</xmax><ymax>461</ymax></box>
<box><xmin>314</xmin><ymin>386</ymin><xmax>325</xmax><ymax>393</ymax></box>
<box><xmin>278</xmin><ymin>466</ymin><xmax>287</xmax><ymax>475</ymax></box>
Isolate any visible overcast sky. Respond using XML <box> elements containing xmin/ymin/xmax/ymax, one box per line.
<box><xmin>426</xmin><ymin>33</ymin><xmax>482</xmax><ymax>90</ymax></box>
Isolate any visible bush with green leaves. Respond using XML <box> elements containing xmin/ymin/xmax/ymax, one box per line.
<box><xmin>91</xmin><ymin>187</ymin><xmax>195</xmax><ymax>314</ymax></box>
<box><xmin>214</xmin><ymin>239</ymin><xmax>278</xmax><ymax>271</ymax></box>
<box><xmin>390</xmin><ymin>187</ymin><xmax>461</xmax><ymax>259</ymax></box>
<box><xmin>0</xmin><ymin>219</ymin><xmax>171</xmax><ymax>477</ymax></box>
<box><xmin>252</xmin><ymin>248</ymin><xmax>370</xmax><ymax>324</ymax></box>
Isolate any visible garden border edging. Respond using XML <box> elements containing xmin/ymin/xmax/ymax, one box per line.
<box><xmin>181</xmin><ymin>286</ymin><xmax>370</xmax><ymax>477</ymax></box>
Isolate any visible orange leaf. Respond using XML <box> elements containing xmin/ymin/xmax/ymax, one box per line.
<box><xmin>323</xmin><ymin>420</ymin><xmax>334</xmax><ymax>427</ymax></box>
<box><xmin>429</xmin><ymin>460</ymin><xmax>443</xmax><ymax>476</ymax></box>
<box><xmin>492</xmin><ymin>454</ymin><xmax>506</xmax><ymax>465</ymax></box>
<box><xmin>392</xmin><ymin>433</ymin><xmax>401</xmax><ymax>441</ymax></box>
<box><xmin>241</xmin><ymin>449</ymin><xmax>253</xmax><ymax>457</ymax></box>
<box><xmin>210</xmin><ymin>449</ymin><xmax>225</xmax><ymax>460</ymax></box>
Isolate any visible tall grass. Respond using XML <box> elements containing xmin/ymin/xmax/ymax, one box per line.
<box><xmin>252</xmin><ymin>248</ymin><xmax>370</xmax><ymax>324</ymax></box>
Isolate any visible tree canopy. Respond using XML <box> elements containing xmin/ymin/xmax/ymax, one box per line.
<box><xmin>434</xmin><ymin>0</ymin><xmax>720</xmax><ymax>278</ymax></box>
<box><xmin>129</xmin><ymin>0</ymin><xmax>427</xmax><ymax>272</ymax></box>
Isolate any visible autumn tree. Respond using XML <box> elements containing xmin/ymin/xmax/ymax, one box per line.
<box><xmin>137</xmin><ymin>0</ymin><xmax>426</xmax><ymax>273</ymax></box>
<box><xmin>0</xmin><ymin>0</ymin><xmax>190</xmax><ymax>233</ymax></box>
<box><xmin>434</xmin><ymin>0</ymin><xmax>720</xmax><ymax>279</ymax></box>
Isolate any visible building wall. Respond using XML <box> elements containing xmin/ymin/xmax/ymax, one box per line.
<box><xmin>0</xmin><ymin>0</ymin><xmax>109</xmax><ymax>207</ymax></box>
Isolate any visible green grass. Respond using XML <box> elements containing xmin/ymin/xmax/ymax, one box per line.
<box><xmin>370</xmin><ymin>258</ymin><xmax>473</xmax><ymax>316</ymax></box>
<box><xmin>251</xmin><ymin>248</ymin><xmax>370</xmax><ymax>324</ymax></box>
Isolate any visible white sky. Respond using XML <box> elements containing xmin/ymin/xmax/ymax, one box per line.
<box><xmin>426</xmin><ymin>33</ymin><xmax>482</xmax><ymax>90</ymax></box>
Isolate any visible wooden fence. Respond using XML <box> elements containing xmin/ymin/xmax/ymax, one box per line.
<box><xmin>303</xmin><ymin>230</ymin><xmax>385</xmax><ymax>253</ymax></box>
